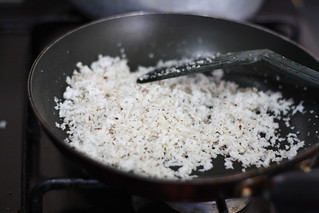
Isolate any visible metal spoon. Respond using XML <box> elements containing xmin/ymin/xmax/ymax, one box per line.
<box><xmin>137</xmin><ymin>49</ymin><xmax>319</xmax><ymax>87</ymax></box>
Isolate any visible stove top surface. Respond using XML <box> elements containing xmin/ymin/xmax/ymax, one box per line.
<box><xmin>1</xmin><ymin>0</ymin><xmax>319</xmax><ymax>212</ymax></box>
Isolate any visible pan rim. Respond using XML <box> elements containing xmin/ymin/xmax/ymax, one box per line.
<box><xmin>28</xmin><ymin>12</ymin><xmax>319</xmax><ymax>186</ymax></box>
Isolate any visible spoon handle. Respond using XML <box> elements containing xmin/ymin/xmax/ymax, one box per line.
<box><xmin>261</xmin><ymin>50</ymin><xmax>319</xmax><ymax>86</ymax></box>
<box><xmin>137</xmin><ymin>49</ymin><xmax>319</xmax><ymax>88</ymax></box>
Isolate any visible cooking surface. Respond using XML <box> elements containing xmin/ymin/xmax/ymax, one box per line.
<box><xmin>1</xmin><ymin>0</ymin><xmax>319</xmax><ymax>212</ymax></box>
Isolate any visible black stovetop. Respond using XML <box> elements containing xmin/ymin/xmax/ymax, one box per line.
<box><xmin>1</xmin><ymin>0</ymin><xmax>319</xmax><ymax>212</ymax></box>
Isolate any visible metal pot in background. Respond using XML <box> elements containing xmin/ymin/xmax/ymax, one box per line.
<box><xmin>70</xmin><ymin>0</ymin><xmax>264</xmax><ymax>20</ymax></box>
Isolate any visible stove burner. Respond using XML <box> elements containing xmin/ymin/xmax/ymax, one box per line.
<box><xmin>29</xmin><ymin>178</ymin><xmax>250</xmax><ymax>213</ymax></box>
<box><xmin>167</xmin><ymin>198</ymin><xmax>249</xmax><ymax>213</ymax></box>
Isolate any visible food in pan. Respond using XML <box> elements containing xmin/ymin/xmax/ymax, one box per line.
<box><xmin>55</xmin><ymin>55</ymin><xmax>305</xmax><ymax>179</ymax></box>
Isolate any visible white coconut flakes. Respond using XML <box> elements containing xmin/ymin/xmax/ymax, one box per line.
<box><xmin>55</xmin><ymin>55</ymin><xmax>305</xmax><ymax>180</ymax></box>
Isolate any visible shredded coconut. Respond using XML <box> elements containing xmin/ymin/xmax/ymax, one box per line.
<box><xmin>55</xmin><ymin>55</ymin><xmax>305</xmax><ymax>179</ymax></box>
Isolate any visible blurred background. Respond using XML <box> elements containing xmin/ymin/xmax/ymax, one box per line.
<box><xmin>0</xmin><ymin>0</ymin><xmax>319</xmax><ymax>212</ymax></box>
<box><xmin>1</xmin><ymin>0</ymin><xmax>319</xmax><ymax>56</ymax></box>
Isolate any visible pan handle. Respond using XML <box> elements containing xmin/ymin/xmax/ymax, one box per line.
<box><xmin>236</xmin><ymin>163</ymin><xmax>319</xmax><ymax>213</ymax></box>
<box><xmin>269</xmin><ymin>169</ymin><xmax>319</xmax><ymax>212</ymax></box>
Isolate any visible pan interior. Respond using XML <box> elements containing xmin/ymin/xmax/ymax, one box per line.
<box><xmin>191</xmin><ymin>63</ymin><xmax>319</xmax><ymax>177</ymax></box>
<box><xmin>29</xmin><ymin>14</ymin><xmax>319</xmax><ymax>180</ymax></box>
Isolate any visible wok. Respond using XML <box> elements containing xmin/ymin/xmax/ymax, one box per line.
<box><xmin>28</xmin><ymin>13</ymin><xmax>319</xmax><ymax>202</ymax></box>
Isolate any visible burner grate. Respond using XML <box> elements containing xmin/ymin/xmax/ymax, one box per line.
<box><xmin>29</xmin><ymin>178</ymin><xmax>110</xmax><ymax>213</ymax></box>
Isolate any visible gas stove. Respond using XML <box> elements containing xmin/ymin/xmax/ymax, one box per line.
<box><xmin>1</xmin><ymin>0</ymin><xmax>319</xmax><ymax>212</ymax></box>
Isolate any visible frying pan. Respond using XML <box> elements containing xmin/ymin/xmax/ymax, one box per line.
<box><xmin>28</xmin><ymin>13</ymin><xmax>319</xmax><ymax>202</ymax></box>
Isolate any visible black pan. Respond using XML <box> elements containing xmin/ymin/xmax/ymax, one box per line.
<box><xmin>28</xmin><ymin>13</ymin><xmax>319</xmax><ymax>202</ymax></box>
